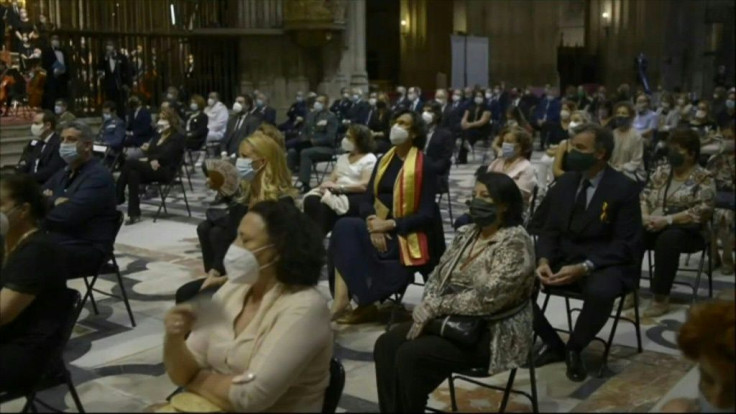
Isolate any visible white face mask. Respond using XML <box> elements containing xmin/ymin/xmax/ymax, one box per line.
<box><xmin>435</xmin><ymin>97</ymin><xmax>446</xmax><ymax>104</ymax></box>
<box><xmin>421</xmin><ymin>111</ymin><xmax>434</xmax><ymax>124</ymax></box>
<box><xmin>31</xmin><ymin>123</ymin><xmax>44</xmax><ymax>137</ymax></box>
<box><xmin>389</xmin><ymin>124</ymin><xmax>410</xmax><ymax>145</ymax></box>
<box><xmin>223</xmin><ymin>244</ymin><xmax>274</xmax><ymax>284</ymax></box>
<box><xmin>190</xmin><ymin>103</ymin><xmax>199</xmax><ymax>111</ymax></box>
<box><xmin>696</xmin><ymin>109</ymin><xmax>707</xmax><ymax>119</ymax></box>
<box><xmin>485</xmin><ymin>92</ymin><xmax>493</xmax><ymax>100</ymax></box>
<box><xmin>207</xmin><ymin>98</ymin><xmax>216</xmax><ymax>107</ymax></box>
<box><xmin>407</xmin><ymin>93</ymin><xmax>417</xmax><ymax>102</ymax></box>
<box><xmin>569</xmin><ymin>121</ymin><xmax>582</xmax><ymax>130</ymax></box>
<box><xmin>156</xmin><ymin>120</ymin><xmax>170</xmax><ymax>132</ymax></box>
<box><xmin>474</xmin><ymin>97</ymin><xmax>484</xmax><ymax>105</ymax></box>
<box><xmin>232</xmin><ymin>102</ymin><xmax>243</xmax><ymax>113</ymax></box>
<box><xmin>560</xmin><ymin>110</ymin><xmax>571</xmax><ymax>120</ymax></box>
<box><xmin>341</xmin><ymin>137</ymin><xmax>355</xmax><ymax>152</ymax></box>
<box><xmin>368</xmin><ymin>98</ymin><xmax>377</xmax><ymax>106</ymax></box>
<box><xmin>452</xmin><ymin>94</ymin><xmax>461</xmax><ymax>102</ymax></box>
<box><xmin>313</xmin><ymin>101</ymin><xmax>324</xmax><ymax>112</ymax></box>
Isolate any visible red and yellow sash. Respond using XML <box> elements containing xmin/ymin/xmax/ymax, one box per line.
<box><xmin>373</xmin><ymin>147</ymin><xmax>430</xmax><ymax>267</ymax></box>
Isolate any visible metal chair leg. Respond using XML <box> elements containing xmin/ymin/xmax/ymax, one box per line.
<box><xmin>528</xmin><ymin>350</ymin><xmax>539</xmax><ymax>413</ymax></box>
<box><xmin>499</xmin><ymin>369</ymin><xmax>517</xmax><ymax>413</ymax></box>
<box><xmin>113</xmin><ymin>255</ymin><xmax>136</xmax><ymax>328</ymax></box>
<box><xmin>446</xmin><ymin>190</ymin><xmax>454</xmax><ymax>224</ymax></box>
<box><xmin>599</xmin><ymin>295</ymin><xmax>625</xmax><ymax>377</ymax></box>
<box><xmin>66</xmin><ymin>373</ymin><xmax>85</xmax><ymax>413</ymax></box>
<box><xmin>564</xmin><ymin>297</ymin><xmax>573</xmax><ymax>332</ymax></box>
<box><xmin>180</xmin><ymin>180</ymin><xmax>192</xmax><ymax>217</ymax></box>
<box><xmin>81</xmin><ymin>276</ymin><xmax>99</xmax><ymax>315</ymax></box>
<box><xmin>692</xmin><ymin>249</ymin><xmax>707</xmax><ymax>303</ymax></box>
<box><xmin>647</xmin><ymin>250</ymin><xmax>654</xmax><ymax>281</ymax></box>
<box><xmin>448</xmin><ymin>375</ymin><xmax>458</xmax><ymax>412</ymax></box>
<box><xmin>633</xmin><ymin>290</ymin><xmax>643</xmax><ymax>353</ymax></box>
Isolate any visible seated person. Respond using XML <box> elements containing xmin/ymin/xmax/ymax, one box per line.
<box><xmin>610</xmin><ymin>101</ymin><xmax>646</xmax><ymax>183</ymax></box>
<box><xmin>638</xmin><ymin>128</ymin><xmax>715</xmax><ymax>317</ymax></box>
<box><xmin>98</xmin><ymin>100</ymin><xmax>127</xmax><ymax>153</ymax></box>
<box><xmin>632</xmin><ymin>93</ymin><xmax>659</xmax><ymax>143</ymax></box>
<box><xmin>219</xmin><ymin>95</ymin><xmax>262</xmax><ymax>161</ymax></box>
<box><xmin>204</xmin><ymin>92</ymin><xmax>230</xmax><ymax>158</ymax></box>
<box><xmin>458</xmin><ymin>91</ymin><xmax>491</xmax><ymax>164</ymax></box>
<box><xmin>531</xmin><ymin>124</ymin><xmax>643</xmax><ymax>382</ymax></box>
<box><xmin>538</xmin><ymin>110</ymin><xmax>590</xmax><ymax>192</ymax></box>
<box><xmin>303</xmin><ymin>124</ymin><xmax>377</xmax><ymax>237</ymax></box>
<box><xmin>184</xmin><ymin>94</ymin><xmax>209</xmax><ymax>152</ymax></box>
<box><xmin>116</xmin><ymin>108</ymin><xmax>185</xmax><ymax>225</ymax></box>
<box><xmin>16</xmin><ymin>110</ymin><xmax>65</xmax><ymax>184</ymax></box>
<box><xmin>367</xmin><ymin>93</ymin><xmax>392</xmax><ymax>154</ymax></box>
<box><xmin>278</xmin><ymin>91</ymin><xmax>307</xmax><ymax>141</ymax></box>
<box><xmin>124</xmin><ymin>95</ymin><xmax>154</xmax><ymax>158</ymax></box>
<box><xmin>660</xmin><ymin>300</ymin><xmax>735</xmax><ymax>413</ymax></box>
<box><xmin>54</xmin><ymin>98</ymin><xmax>76</xmax><ymax>129</ymax></box>
<box><xmin>176</xmin><ymin>132</ymin><xmax>297</xmax><ymax>303</ymax></box>
<box><xmin>287</xmin><ymin>94</ymin><xmax>339</xmax><ymax>192</ymax></box>
<box><xmin>422</xmin><ymin>101</ymin><xmax>454</xmax><ymax>181</ymax></box>
<box><xmin>255</xmin><ymin>92</ymin><xmax>276</xmax><ymax>125</ymax></box>
<box><xmin>374</xmin><ymin>172</ymin><xmax>535</xmax><ymax>413</ymax></box>
<box><xmin>256</xmin><ymin>123</ymin><xmax>286</xmax><ymax>151</ymax></box>
<box><xmin>329</xmin><ymin>110</ymin><xmax>444</xmax><ymax>324</ymax></box>
<box><xmin>0</xmin><ymin>175</ymin><xmax>67</xmax><ymax>392</ymax></box>
<box><xmin>706</xmin><ymin>121</ymin><xmax>735</xmax><ymax>275</ymax></box>
<box><xmin>42</xmin><ymin>121</ymin><xmax>118</xmax><ymax>279</ymax></box>
<box><xmin>163</xmin><ymin>200</ymin><xmax>332</xmax><ymax>412</ymax></box>
<box><xmin>487</xmin><ymin>126</ymin><xmax>537</xmax><ymax>207</ymax></box>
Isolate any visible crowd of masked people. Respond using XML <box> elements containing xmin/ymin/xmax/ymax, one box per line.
<box><xmin>1</xmin><ymin>77</ymin><xmax>734</xmax><ymax>412</ymax></box>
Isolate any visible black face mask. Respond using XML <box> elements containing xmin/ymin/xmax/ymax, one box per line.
<box><xmin>467</xmin><ymin>198</ymin><xmax>499</xmax><ymax>228</ymax></box>
<box><xmin>376</xmin><ymin>101</ymin><xmax>387</xmax><ymax>109</ymax></box>
<box><xmin>667</xmin><ymin>149</ymin><xmax>686</xmax><ymax>168</ymax></box>
<box><xmin>613</xmin><ymin>116</ymin><xmax>632</xmax><ymax>129</ymax></box>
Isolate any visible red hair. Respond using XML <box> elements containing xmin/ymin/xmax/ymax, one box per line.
<box><xmin>678</xmin><ymin>301</ymin><xmax>736</xmax><ymax>381</ymax></box>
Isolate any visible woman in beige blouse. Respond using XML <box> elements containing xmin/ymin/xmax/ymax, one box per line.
<box><xmin>486</xmin><ymin>126</ymin><xmax>537</xmax><ymax>207</ymax></box>
<box><xmin>610</xmin><ymin>101</ymin><xmax>646</xmax><ymax>183</ymax></box>
<box><xmin>638</xmin><ymin>128</ymin><xmax>716</xmax><ymax>317</ymax></box>
<box><xmin>163</xmin><ymin>200</ymin><xmax>332</xmax><ymax>412</ymax></box>
<box><xmin>374</xmin><ymin>172</ymin><xmax>535</xmax><ymax>413</ymax></box>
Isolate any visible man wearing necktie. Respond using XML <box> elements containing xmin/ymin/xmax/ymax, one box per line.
<box><xmin>41</xmin><ymin>34</ymin><xmax>70</xmax><ymax>111</ymax></box>
<box><xmin>531</xmin><ymin>124</ymin><xmax>643</xmax><ymax>382</ymax></box>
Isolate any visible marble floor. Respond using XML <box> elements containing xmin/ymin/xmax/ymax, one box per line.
<box><xmin>1</xmin><ymin>147</ymin><xmax>732</xmax><ymax>413</ymax></box>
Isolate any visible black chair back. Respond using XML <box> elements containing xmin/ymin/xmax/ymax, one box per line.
<box><xmin>321</xmin><ymin>358</ymin><xmax>345</xmax><ymax>414</ymax></box>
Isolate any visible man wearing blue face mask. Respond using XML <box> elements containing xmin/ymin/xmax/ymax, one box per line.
<box><xmin>42</xmin><ymin>120</ymin><xmax>118</xmax><ymax>280</ymax></box>
<box><xmin>97</xmin><ymin>101</ymin><xmax>127</xmax><ymax>160</ymax></box>
<box><xmin>255</xmin><ymin>92</ymin><xmax>276</xmax><ymax>125</ymax></box>
<box><xmin>16</xmin><ymin>110</ymin><xmax>65</xmax><ymax>185</ymax></box>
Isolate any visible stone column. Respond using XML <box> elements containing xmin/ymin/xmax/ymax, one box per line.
<box><xmin>349</xmin><ymin>0</ymin><xmax>369</xmax><ymax>89</ymax></box>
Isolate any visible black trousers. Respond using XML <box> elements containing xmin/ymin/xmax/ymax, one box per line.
<box><xmin>197</xmin><ymin>218</ymin><xmax>237</xmax><ymax>276</ymax></box>
<box><xmin>116</xmin><ymin>160</ymin><xmax>171</xmax><ymax>217</ymax></box>
<box><xmin>0</xmin><ymin>343</ymin><xmax>49</xmax><ymax>392</ymax></box>
<box><xmin>303</xmin><ymin>193</ymin><xmax>363</xmax><ymax>237</ymax></box>
<box><xmin>642</xmin><ymin>227</ymin><xmax>704</xmax><ymax>296</ymax></box>
<box><xmin>374</xmin><ymin>322</ymin><xmax>491</xmax><ymax>413</ymax></box>
<box><xmin>532</xmin><ymin>266</ymin><xmax>633</xmax><ymax>352</ymax></box>
<box><xmin>58</xmin><ymin>243</ymin><xmax>107</xmax><ymax>279</ymax></box>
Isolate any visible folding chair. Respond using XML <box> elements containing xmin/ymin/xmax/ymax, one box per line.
<box><xmin>0</xmin><ymin>288</ymin><xmax>86</xmax><ymax>413</ymax></box>
<box><xmin>312</xmin><ymin>154</ymin><xmax>337</xmax><ymax>186</ymax></box>
<box><xmin>322</xmin><ymin>358</ymin><xmax>346</xmax><ymax>413</ymax></box>
<box><xmin>436</xmin><ymin>174</ymin><xmax>454</xmax><ymax>224</ymax></box>
<box><xmin>150</xmin><ymin>159</ymin><xmax>192</xmax><ymax>222</ymax></box>
<box><xmin>78</xmin><ymin>210</ymin><xmax>136</xmax><ymax>327</ymax></box>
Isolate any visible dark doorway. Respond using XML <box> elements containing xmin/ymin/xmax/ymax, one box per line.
<box><xmin>366</xmin><ymin>0</ymin><xmax>400</xmax><ymax>88</ymax></box>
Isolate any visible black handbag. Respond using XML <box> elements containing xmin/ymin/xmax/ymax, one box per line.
<box><xmin>425</xmin><ymin>314</ymin><xmax>486</xmax><ymax>346</ymax></box>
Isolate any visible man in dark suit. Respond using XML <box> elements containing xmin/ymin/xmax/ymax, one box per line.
<box><xmin>347</xmin><ymin>88</ymin><xmax>372</xmax><ymax>126</ymax></box>
<box><xmin>255</xmin><ymin>92</ymin><xmax>276</xmax><ymax>125</ymax></box>
<box><xmin>406</xmin><ymin>86</ymin><xmax>424</xmax><ymax>113</ymax></box>
<box><xmin>97</xmin><ymin>40</ymin><xmax>131</xmax><ymax>118</ymax></box>
<box><xmin>532</xmin><ymin>85</ymin><xmax>562</xmax><ymax>150</ymax></box>
<box><xmin>278</xmin><ymin>91</ymin><xmax>308</xmax><ymax>141</ymax></box>
<box><xmin>41</xmin><ymin>34</ymin><xmax>70</xmax><ymax>111</ymax></box>
<box><xmin>422</xmin><ymin>101</ymin><xmax>454</xmax><ymax>180</ymax></box>
<box><xmin>42</xmin><ymin>120</ymin><xmax>119</xmax><ymax>279</ymax></box>
<box><xmin>442</xmin><ymin>89</ymin><xmax>465</xmax><ymax>140</ymax></box>
<box><xmin>391</xmin><ymin>85</ymin><xmax>409</xmax><ymax>113</ymax></box>
<box><xmin>16</xmin><ymin>110</ymin><xmax>65</xmax><ymax>184</ymax></box>
<box><xmin>330</xmin><ymin>87</ymin><xmax>353</xmax><ymax>122</ymax></box>
<box><xmin>532</xmin><ymin>124</ymin><xmax>643</xmax><ymax>382</ymax></box>
<box><xmin>220</xmin><ymin>95</ymin><xmax>261</xmax><ymax>159</ymax></box>
<box><xmin>288</xmin><ymin>94</ymin><xmax>338</xmax><ymax>192</ymax></box>
<box><xmin>124</xmin><ymin>95</ymin><xmax>154</xmax><ymax>150</ymax></box>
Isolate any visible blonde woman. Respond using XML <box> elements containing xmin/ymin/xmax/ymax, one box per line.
<box><xmin>176</xmin><ymin>132</ymin><xmax>297</xmax><ymax>303</ymax></box>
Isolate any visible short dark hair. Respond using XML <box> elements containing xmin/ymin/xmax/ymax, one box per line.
<box><xmin>614</xmin><ymin>101</ymin><xmax>635</xmax><ymax>116</ymax></box>
<box><xmin>391</xmin><ymin>109</ymin><xmax>427</xmax><ymax>149</ymax></box>
<box><xmin>574</xmin><ymin>123</ymin><xmax>615</xmax><ymax>161</ymax></box>
<box><xmin>40</xmin><ymin>110</ymin><xmax>56</xmax><ymax>129</ymax></box>
<box><xmin>668</xmin><ymin>127</ymin><xmax>701</xmax><ymax>160</ymax></box>
<box><xmin>348</xmin><ymin>124</ymin><xmax>375</xmax><ymax>154</ymax></box>
<box><xmin>498</xmin><ymin>126</ymin><xmax>533</xmax><ymax>158</ymax></box>
<box><xmin>425</xmin><ymin>101</ymin><xmax>443</xmax><ymax>125</ymax></box>
<box><xmin>249</xmin><ymin>200</ymin><xmax>325</xmax><ymax>287</ymax></box>
<box><xmin>55</xmin><ymin>98</ymin><xmax>68</xmax><ymax>108</ymax></box>
<box><xmin>241</xmin><ymin>94</ymin><xmax>254</xmax><ymax>108</ymax></box>
<box><xmin>475</xmin><ymin>171</ymin><xmax>524</xmax><ymax>228</ymax></box>
<box><xmin>102</xmin><ymin>100</ymin><xmax>117</xmax><ymax>112</ymax></box>
<box><xmin>0</xmin><ymin>174</ymin><xmax>47</xmax><ymax>222</ymax></box>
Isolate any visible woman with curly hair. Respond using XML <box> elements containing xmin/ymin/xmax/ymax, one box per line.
<box><xmin>163</xmin><ymin>200</ymin><xmax>333</xmax><ymax>412</ymax></box>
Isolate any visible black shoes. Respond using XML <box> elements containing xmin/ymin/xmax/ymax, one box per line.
<box><xmin>530</xmin><ymin>343</ymin><xmax>565</xmax><ymax>368</ymax></box>
<box><xmin>565</xmin><ymin>350</ymin><xmax>587</xmax><ymax>382</ymax></box>
<box><xmin>125</xmin><ymin>215</ymin><xmax>142</xmax><ymax>226</ymax></box>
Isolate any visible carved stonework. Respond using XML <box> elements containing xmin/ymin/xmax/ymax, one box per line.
<box><xmin>283</xmin><ymin>0</ymin><xmax>334</xmax><ymax>25</ymax></box>
<box><xmin>283</xmin><ymin>0</ymin><xmax>346</xmax><ymax>48</ymax></box>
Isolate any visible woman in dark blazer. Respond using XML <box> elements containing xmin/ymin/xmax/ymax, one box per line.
<box><xmin>368</xmin><ymin>92</ymin><xmax>392</xmax><ymax>154</ymax></box>
<box><xmin>184</xmin><ymin>94</ymin><xmax>209</xmax><ymax>151</ymax></box>
<box><xmin>116</xmin><ymin>108</ymin><xmax>185</xmax><ymax>225</ymax></box>
<box><xmin>329</xmin><ymin>109</ymin><xmax>445</xmax><ymax>324</ymax></box>
<box><xmin>458</xmin><ymin>90</ymin><xmax>491</xmax><ymax>164</ymax></box>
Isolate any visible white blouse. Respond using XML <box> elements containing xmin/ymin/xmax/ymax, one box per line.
<box><xmin>334</xmin><ymin>153</ymin><xmax>377</xmax><ymax>187</ymax></box>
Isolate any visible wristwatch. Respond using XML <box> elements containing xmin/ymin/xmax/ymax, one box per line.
<box><xmin>666</xmin><ymin>215</ymin><xmax>673</xmax><ymax>226</ymax></box>
<box><xmin>581</xmin><ymin>260</ymin><xmax>595</xmax><ymax>275</ymax></box>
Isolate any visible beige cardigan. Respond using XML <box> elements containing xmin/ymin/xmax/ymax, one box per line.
<box><xmin>187</xmin><ymin>282</ymin><xmax>333</xmax><ymax>412</ymax></box>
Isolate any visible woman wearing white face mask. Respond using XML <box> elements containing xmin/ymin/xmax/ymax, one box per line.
<box><xmin>184</xmin><ymin>94</ymin><xmax>210</xmax><ymax>152</ymax></box>
<box><xmin>0</xmin><ymin>174</ymin><xmax>69</xmax><ymax>393</ymax></box>
<box><xmin>458</xmin><ymin>90</ymin><xmax>492</xmax><ymax>164</ymax></box>
<box><xmin>163</xmin><ymin>200</ymin><xmax>333</xmax><ymax>412</ymax></box>
<box><xmin>115</xmin><ymin>108</ymin><xmax>185</xmax><ymax>225</ymax></box>
<box><xmin>175</xmin><ymin>132</ymin><xmax>297</xmax><ymax>304</ymax></box>
<box><xmin>328</xmin><ymin>109</ymin><xmax>444</xmax><ymax>324</ymax></box>
<box><xmin>303</xmin><ymin>124</ymin><xmax>377</xmax><ymax>237</ymax></box>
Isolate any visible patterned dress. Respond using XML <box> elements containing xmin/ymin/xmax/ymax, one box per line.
<box><xmin>421</xmin><ymin>225</ymin><xmax>535</xmax><ymax>376</ymax></box>
<box><xmin>706</xmin><ymin>145</ymin><xmax>735</xmax><ymax>229</ymax></box>
<box><xmin>640</xmin><ymin>164</ymin><xmax>716</xmax><ymax>237</ymax></box>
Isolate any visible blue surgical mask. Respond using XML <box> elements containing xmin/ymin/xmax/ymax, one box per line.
<box><xmin>501</xmin><ymin>142</ymin><xmax>516</xmax><ymax>159</ymax></box>
<box><xmin>59</xmin><ymin>142</ymin><xmax>78</xmax><ymax>164</ymax></box>
<box><xmin>236</xmin><ymin>157</ymin><xmax>257</xmax><ymax>181</ymax></box>
<box><xmin>54</xmin><ymin>105</ymin><xmax>63</xmax><ymax>115</ymax></box>
<box><xmin>256</xmin><ymin>99</ymin><xmax>264</xmax><ymax>107</ymax></box>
